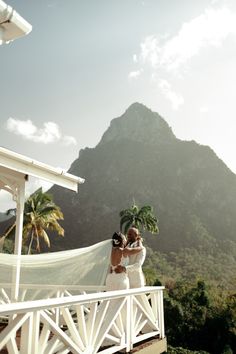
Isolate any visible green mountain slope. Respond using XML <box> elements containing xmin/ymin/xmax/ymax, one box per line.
<box><xmin>49</xmin><ymin>103</ymin><xmax>236</xmax><ymax>288</ymax></box>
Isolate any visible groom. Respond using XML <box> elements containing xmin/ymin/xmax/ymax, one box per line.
<box><xmin>125</xmin><ymin>226</ymin><xmax>146</xmax><ymax>288</ymax></box>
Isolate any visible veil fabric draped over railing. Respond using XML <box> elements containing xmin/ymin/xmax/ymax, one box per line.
<box><xmin>0</xmin><ymin>239</ymin><xmax>112</xmax><ymax>301</ymax></box>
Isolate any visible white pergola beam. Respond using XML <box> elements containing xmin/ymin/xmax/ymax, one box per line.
<box><xmin>0</xmin><ymin>147</ymin><xmax>85</xmax><ymax>192</ymax></box>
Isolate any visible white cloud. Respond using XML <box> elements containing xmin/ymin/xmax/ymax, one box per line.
<box><xmin>6</xmin><ymin>118</ymin><xmax>37</xmax><ymax>136</ymax></box>
<box><xmin>133</xmin><ymin>54</ymin><xmax>138</xmax><ymax>63</ymax></box>
<box><xmin>62</xmin><ymin>136</ymin><xmax>77</xmax><ymax>146</ymax></box>
<box><xmin>128</xmin><ymin>69</ymin><xmax>142</xmax><ymax>79</ymax></box>
<box><xmin>5</xmin><ymin>118</ymin><xmax>77</xmax><ymax>145</ymax></box>
<box><xmin>139</xmin><ymin>7</ymin><xmax>236</xmax><ymax>72</ymax></box>
<box><xmin>158</xmin><ymin>79</ymin><xmax>184</xmax><ymax>110</ymax></box>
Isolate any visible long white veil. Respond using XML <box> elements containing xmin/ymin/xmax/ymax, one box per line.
<box><xmin>0</xmin><ymin>239</ymin><xmax>112</xmax><ymax>301</ymax></box>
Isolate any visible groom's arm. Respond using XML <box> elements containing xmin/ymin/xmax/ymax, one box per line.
<box><xmin>126</xmin><ymin>248</ymin><xmax>146</xmax><ymax>272</ymax></box>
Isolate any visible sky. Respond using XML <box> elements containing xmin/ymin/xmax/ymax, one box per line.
<box><xmin>1</xmin><ymin>0</ymin><xmax>236</xmax><ymax>210</ymax></box>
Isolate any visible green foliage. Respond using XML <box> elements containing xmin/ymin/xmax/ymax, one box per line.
<box><xmin>143</xmin><ymin>245</ymin><xmax>236</xmax><ymax>290</ymax></box>
<box><xmin>1</xmin><ymin>188</ymin><xmax>64</xmax><ymax>254</ymax></box>
<box><xmin>163</xmin><ymin>280</ymin><xmax>236</xmax><ymax>354</ymax></box>
<box><xmin>119</xmin><ymin>203</ymin><xmax>159</xmax><ymax>235</ymax></box>
<box><xmin>2</xmin><ymin>238</ymin><xmax>28</xmax><ymax>254</ymax></box>
<box><xmin>23</xmin><ymin>188</ymin><xmax>64</xmax><ymax>253</ymax></box>
<box><xmin>166</xmin><ymin>345</ymin><xmax>209</xmax><ymax>353</ymax></box>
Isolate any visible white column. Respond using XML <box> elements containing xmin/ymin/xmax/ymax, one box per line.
<box><xmin>0</xmin><ymin>26</ymin><xmax>4</xmax><ymax>45</ymax></box>
<box><xmin>11</xmin><ymin>179</ymin><xmax>25</xmax><ymax>302</ymax></box>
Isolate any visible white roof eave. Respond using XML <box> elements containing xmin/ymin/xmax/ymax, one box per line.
<box><xmin>0</xmin><ymin>0</ymin><xmax>32</xmax><ymax>44</ymax></box>
<box><xmin>0</xmin><ymin>147</ymin><xmax>85</xmax><ymax>192</ymax></box>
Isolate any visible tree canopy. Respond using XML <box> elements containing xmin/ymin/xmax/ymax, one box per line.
<box><xmin>119</xmin><ymin>203</ymin><xmax>159</xmax><ymax>235</ymax></box>
<box><xmin>2</xmin><ymin>188</ymin><xmax>64</xmax><ymax>254</ymax></box>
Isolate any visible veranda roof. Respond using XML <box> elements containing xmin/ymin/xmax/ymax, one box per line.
<box><xmin>0</xmin><ymin>146</ymin><xmax>85</xmax><ymax>192</ymax></box>
<box><xmin>0</xmin><ymin>0</ymin><xmax>32</xmax><ymax>44</ymax></box>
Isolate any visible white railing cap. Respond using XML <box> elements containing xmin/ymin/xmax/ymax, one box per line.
<box><xmin>0</xmin><ymin>286</ymin><xmax>165</xmax><ymax>315</ymax></box>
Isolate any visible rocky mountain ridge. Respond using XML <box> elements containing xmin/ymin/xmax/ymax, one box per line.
<box><xmin>49</xmin><ymin>103</ymin><xmax>236</xmax><ymax>255</ymax></box>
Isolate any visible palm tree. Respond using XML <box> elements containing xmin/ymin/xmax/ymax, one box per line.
<box><xmin>23</xmin><ymin>188</ymin><xmax>64</xmax><ymax>253</ymax></box>
<box><xmin>119</xmin><ymin>203</ymin><xmax>159</xmax><ymax>235</ymax></box>
<box><xmin>1</xmin><ymin>188</ymin><xmax>64</xmax><ymax>254</ymax></box>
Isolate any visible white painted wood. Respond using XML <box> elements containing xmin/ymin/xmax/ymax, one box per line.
<box><xmin>93</xmin><ymin>298</ymin><xmax>125</xmax><ymax>352</ymax></box>
<box><xmin>76</xmin><ymin>304</ymin><xmax>88</xmax><ymax>347</ymax></box>
<box><xmin>0</xmin><ymin>0</ymin><xmax>32</xmax><ymax>43</ymax></box>
<box><xmin>86</xmin><ymin>302</ymin><xmax>97</xmax><ymax>346</ymax></box>
<box><xmin>134</xmin><ymin>295</ymin><xmax>158</xmax><ymax>329</ymax></box>
<box><xmin>126</xmin><ymin>295</ymin><xmax>131</xmax><ymax>353</ymax></box>
<box><xmin>104</xmin><ymin>333</ymin><xmax>121</xmax><ymax>344</ymax></box>
<box><xmin>60</xmin><ymin>307</ymin><xmax>85</xmax><ymax>350</ymax></box>
<box><xmin>115</xmin><ymin>311</ymin><xmax>124</xmax><ymax>334</ymax></box>
<box><xmin>0</xmin><ymin>147</ymin><xmax>84</xmax><ymax>192</ymax></box>
<box><xmin>93</xmin><ymin>302</ymin><xmax>113</xmax><ymax>352</ymax></box>
<box><xmin>21</xmin><ymin>312</ymin><xmax>34</xmax><ymax>354</ymax></box>
<box><xmin>20</xmin><ymin>288</ymin><xmax>27</xmax><ymax>302</ymax></box>
<box><xmin>57</xmin><ymin>347</ymin><xmax>70</xmax><ymax>354</ymax></box>
<box><xmin>134</xmin><ymin>312</ymin><xmax>143</xmax><ymax>334</ymax></box>
<box><xmin>92</xmin><ymin>300</ymin><xmax>109</xmax><ymax>346</ymax></box>
<box><xmin>31</xmin><ymin>311</ymin><xmax>40</xmax><ymax>354</ymax></box>
<box><xmin>0</xmin><ymin>313</ymin><xmax>30</xmax><ymax>350</ymax></box>
<box><xmin>137</xmin><ymin>294</ymin><xmax>156</xmax><ymax>322</ymax></box>
<box><xmin>98</xmin><ymin>345</ymin><xmax>125</xmax><ymax>354</ymax></box>
<box><xmin>132</xmin><ymin>330</ymin><xmax>159</xmax><ymax>344</ymax></box>
<box><xmin>158</xmin><ymin>290</ymin><xmax>165</xmax><ymax>338</ymax></box>
<box><xmin>150</xmin><ymin>292</ymin><xmax>158</xmax><ymax>318</ymax></box>
<box><xmin>110</xmin><ymin>319</ymin><xmax>122</xmax><ymax>338</ymax></box>
<box><xmin>0</xmin><ymin>287</ymin><xmax>166</xmax><ymax>354</ymax></box>
<box><xmin>6</xmin><ymin>337</ymin><xmax>19</xmax><ymax>354</ymax></box>
<box><xmin>44</xmin><ymin>336</ymin><xmax>61</xmax><ymax>354</ymax></box>
<box><xmin>135</xmin><ymin>319</ymin><xmax>148</xmax><ymax>336</ymax></box>
<box><xmin>38</xmin><ymin>321</ymin><xmax>51</xmax><ymax>354</ymax></box>
<box><xmin>1</xmin><ymin>288</ymin><xmax>11</xmax><ymax>303</ymax></box>
<box><xmin>11</xmin><ymin>179</ymin><xmax>25</xmax><ymax>302</ymax></box>
<box><xmin>40</xmin><ymin>311</ymin><xmax>83</xmax><ymax>354</ymax></box>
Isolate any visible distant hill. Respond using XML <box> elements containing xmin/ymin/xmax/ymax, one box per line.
<box><xmin>0</xmin><ymin>212</ymin><xmax>12</xmax><ymax>223</ymax></box>
<box><xmin>49</xmin><ymin>103</ymin><xmax>236</xmax><ymax>288</ymax></box>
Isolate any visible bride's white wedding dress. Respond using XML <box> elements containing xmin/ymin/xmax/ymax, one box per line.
<box><xmin>105</xmin><ymin>255</ymin><xmax>130</xmax><ymax>291</ymax></box>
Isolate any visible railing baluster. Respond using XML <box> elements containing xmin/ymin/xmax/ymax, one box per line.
<box><xmin>158</xmin><ymin>290</ymin><xmax>165</xmax><ymax>339</ymax></box>
<box><xmin>38</xmin><ymin>320</ymin><xmax>51</xmax><ymax>354</ymax></box>
<box><xmin>126</xmin><ymin>295</ymin><xmax>132</xmax><ymax>352</ymax></box>
<box><xmin>21</xmin><ymin>311</ymin><xmax>33</xmax><ymax>354</ymax></box>
<box><xmin>0</xmin><ymin>286</ymin><xmax>166</xmax><ymax>354</ymax></box>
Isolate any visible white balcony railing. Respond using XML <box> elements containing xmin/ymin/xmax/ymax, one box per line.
<box><xmin>0</xmin><ymin>286</ymin><xmax>165</xmax><ymax>354</ymax></box>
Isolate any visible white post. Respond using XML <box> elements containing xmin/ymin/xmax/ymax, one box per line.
<box><xmin>0</xmin><ymin>26</ymin><xmax>4</xmax><ymax>45</ymax></box>
<box><xmin>157</xmin><ymin>289</ymin><xmax>165</xmax><ymax>339</ymax></box>
<box><xmin>126</xmin><ymin>295</ymin><xmax>133</xmax><ymax>352</ymax></box>
<box><xmin>11</xmin><ymin>179</ymin><xmax>25</xmax><ymax>302</ymax></box>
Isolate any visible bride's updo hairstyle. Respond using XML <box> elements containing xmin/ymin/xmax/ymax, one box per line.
<box><xmin>112</xmin><ymin>232</ymin><xmax>126</xmax><ymax>247</ymax></box>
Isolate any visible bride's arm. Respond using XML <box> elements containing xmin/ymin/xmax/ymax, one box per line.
<box><xmin>123</xmin><ymin>245</ymin><xmax>143</xmax><ymax>256</ymax></box>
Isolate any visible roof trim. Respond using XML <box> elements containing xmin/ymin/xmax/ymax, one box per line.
<box><xmin>0</xmin><ymin>0</ymin><xmax>32</xmax><ymax>43</ymax></box>
<box><xmin>0</xmin><ymin>147</ymin><xmax>85</xmax><ymax>192</ymax></box>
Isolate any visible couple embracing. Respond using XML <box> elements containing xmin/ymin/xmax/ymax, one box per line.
<box><xmin>106</xmin><ymin>227</ymin><xmax>146</xmax><ymax>291</ymax></box>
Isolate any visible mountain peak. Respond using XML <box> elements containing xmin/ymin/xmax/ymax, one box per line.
<box><xmin>125</xmin><ymin>102</ymin><xmax>151</xmax><ymax>114</ymax></box>
<box><xmin>99</xmin><ymin>103</ymin><xmax>175</xmax><ymax>146</ymax></box>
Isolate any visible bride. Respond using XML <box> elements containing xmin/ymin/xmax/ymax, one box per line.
<box><xmin>105</xmin><ymin>231</ymin><xmax>143</xmax><ymax>291</ymax></box>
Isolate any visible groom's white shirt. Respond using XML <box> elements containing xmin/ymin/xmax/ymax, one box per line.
<box><xmin>126</xmin><ymin>240</ymin><xmax>146</xmax><ymax>287</ymax></box>
<box><xmin>126</xmin><ymin>241</ymin><xmax>146</xmax><ymax>270</ymax></box>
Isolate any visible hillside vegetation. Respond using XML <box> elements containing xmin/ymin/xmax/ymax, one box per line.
<box><xmin>49</xmin><ymin>103</ymin><xmax>236</xmax><ymax>289</ymax></box>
